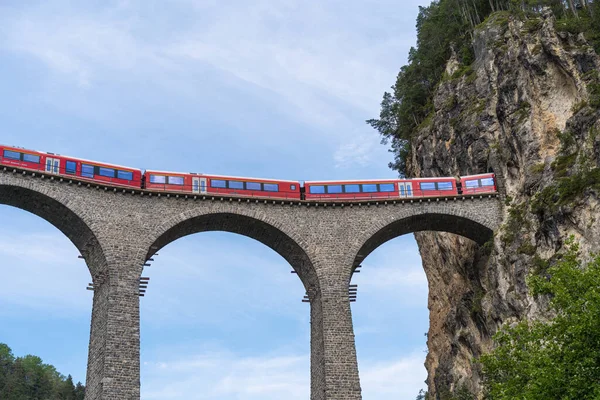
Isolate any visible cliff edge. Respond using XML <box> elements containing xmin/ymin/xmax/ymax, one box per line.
<box><xmin>410</xmin><ymin>9</ymin><xmax>600</xmax><ymax>398</ymax></box>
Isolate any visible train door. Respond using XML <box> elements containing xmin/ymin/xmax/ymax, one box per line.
<box><xmin>399</xmin><ymin>182</ymin><xmax>413</xmax><ymax>197</ymax></box>
<box><xmin>45</xmin><ymin>157</ymin><xmax>60</xmax><ymax>174</ymax></box>
<box><xmin>192</xmin><ymin>177</ymin><xmax>207</xmax><ymax>194</ymax></box>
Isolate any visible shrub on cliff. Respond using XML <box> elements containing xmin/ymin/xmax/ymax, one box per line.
<box><xmin>479</xmin><ymin>238</ymin><xmax>600</xmax><ymax>399</ymax></box>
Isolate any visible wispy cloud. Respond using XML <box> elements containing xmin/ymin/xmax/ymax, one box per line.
<box><xmin>0</xmin><ymin>0</ymin><xmax>424</xmax><ymax>168</ymax></box>
<box><xmin>354</xmin><ymin>237</ymin><xmax>428</xmax><ymax>293</ymax></box>
<box><xmin>361</xmin><ymin>352</ymin><xmax>427</xmax><ymax>398</ymax></box>
<box><xmin>142</xmin><ymin>348</ymin><xmax>309</xmax><ymax>400</ymax></box>
<box><xmin>142</xmin><ymin>345</ymin><xmax>426</xmax><ymax>400</ymax></box>
<box><xmin>0</xmin><ymin>232</ymin><xmax>91</xmax><ymax>314</ymax></box>
<box><xmin>140</xmin><ymin>234</ymin><xmax>308</xmax><ymax>328</ymax></box>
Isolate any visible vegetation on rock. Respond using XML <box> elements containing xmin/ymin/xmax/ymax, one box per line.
<box><xmin>368</xmin><ymin>0</ymin><xmax>600</xmax><ymax>176</ymax></box>
<box><xmin>479</xmin><ymin>238</ymin><xmax>600</xmax><ymax>399</ymax></box>
<box><xmin>0</xmin><ymin>343</ymin><xmax>85</xmax><ymax>400</ymax></box>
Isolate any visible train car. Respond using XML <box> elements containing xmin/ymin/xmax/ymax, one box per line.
<box><xmin>57</xmin><ymin>156</ymin><xmax>142</xmax><ymax>188</ymax></box>
<box><xmin>304</xmin><ymin>179</ymin><xmax>402</xmax><ymax>200</ymax></box>
<box><xmin>144</xmin><ymin>170</ymin><xmax>302</xmax><ymax>199</ymax></box>
<box><xmin>0</xmin><ymin>144</ymin><xmax>142</xmax><ymax>188</ymax></box>
<box><xmin>143</xmin><ymin>170</ymin><xmax>192</xmax><ymax>192</ymax></box>
<box><xmin>304</xmin><ymin>176</ymin><xmax>460</xmax><ymax>201</ymax></box>
<box><xmin>0</xmin><ymin>145</ymin><xmax>46</xmax><ymax>172</ymax></box>
<box><xmin>460</xmin><ymin>173</ymin><xmax>496</xmax><ymax>195</ymax></box>
<box><xmin>411</xmin><ymin>176</ymin><xmax>459</xmax><ymax>197</ymax></box>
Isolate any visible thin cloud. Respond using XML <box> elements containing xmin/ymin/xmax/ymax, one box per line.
<box><xmin>0</xmin><ymin>0</ymin><xmax>422</xmax><ymax>168</ymax></box>
<box><xmin>361</xmin><ymin>352</ymin><xmax>427</xmax><ymax>398</ymax></box>
<box><xmin>142</xmin><ymin>349</ymin><xmax>309</xmax><ymax>400</ymax></box>
<box><xmin>140</xmin><ymin>234</ymin><xmax>308</xmax><ymax>327</ymax></box>
<box><xmin>0</xmin><ymin>232</ymin><xmax>91</xmax><ymax>313</ymax></box>
<box><xmin>142</xmin><ymin>346</ymin><xmax>426</xmax><ymax>400</ymax></box>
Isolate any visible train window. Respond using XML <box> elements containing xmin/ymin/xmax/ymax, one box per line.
<box><xmin>99</xmin><ymin>167</ymin><xmax>115</xmax><ymax>178</ymax></box>
<box><xmin>264</xmin><ymin>183</ymin><xmax>279</xmax><ymax>192</ymax></box>
<box><xmin>246</xmin><ymin>182</ymin><xmax>261</xmax><ymax>190</ymax></box>
<box><xmin>465</xmin><ymin>180</ymin><xmax>479</xmax><ymax>188</ymax></box>
<box><xmin>23</xmin><ymin>154</ymin><xmax>40</xmax><ymax>163</ymax></box>
<box><xmin>211</xmin><ymin>179</ymin><xmax>226</xmax><ymax>188</ymax></box>
<box><xmin>380</xmin><ymin>183</ymin><xmax>395</xmax><ymax>192</ymax></box>
<box><xmin>150</xmin><ymin>175</ymin><xmax>166</xmax><ymax>184</ymax></box>
<box><xmin>309</xmin><ymin>185</ymin><xmax>325</xmax><ymax>194</ymax></box>
<box><xmin>437</xmin><ymin>182</ymin><xmax>453</xmax><ymax>190</ymax></box>
<box><xmin>81</xmin><ymin>164</ymin><xmax>94</xmax><ymax>178</ymax></box>
<box><xmin>362</xmin><ymin>184</ymin><xmax>378</xmax><ymax>192</ymax></box>
<box><xmin>345</xmin><ymin>184</ymin><xmax>360</xmax><ymax>193</ymax></box>
<box><xmin>291</xmin><ymin>184</ymin><xmax>296</xmax><ymax>190</ymax></box>
<box><xmin>229</xmin><ymin>181</ymin><xmax>244</xmax><ymax>189</ymax></box>
<box><xmin>118</xmin><ymin>170</ymin><xmax>133</xmax><ymax>180</ymax></box>
<box><xmin>168</xmin><ymin>176</ymin><xmax>184</xmax><ymax>185</ymax></box>
<box><xmin>481</xmin><ymin>178</ymin><xmax>495</xmax><ymax>186</ymax></box>
<box><xmin>66</xmin><ymin>161</ymin><xmax>77</xmax><ymax>174</ymax></box>
<box><xmin>400</xmin><ymin>185</ymin><xmax>405</xmax><ymax>196</ymax></box>
<box><xmin>3</xmin><ymin>150</ymin><xmax>20</xmax><ymax>160</ymax></box>
<box><xmin>420</xmin><ymin>182</ymin><xmax>436</xmax><ymax>190</ymax></box>
<box><xmin>328</xmin><ymin>185</ymin><xmax>343</xmax><ymax>194</ymax></box>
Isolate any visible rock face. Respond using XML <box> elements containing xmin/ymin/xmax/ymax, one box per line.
<box><xmin>409</xmin><ymin>9</ymin><xmax>600</xmax><ymax>398</ymax></box>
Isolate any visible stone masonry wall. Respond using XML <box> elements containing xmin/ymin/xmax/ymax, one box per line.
<box><xmin>0</xmin><ymin>168</ymin><xmax>502</xmax><ymax>400</ymax></box>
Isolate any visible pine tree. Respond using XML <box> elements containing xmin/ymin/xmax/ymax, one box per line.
<box><xmin>0</xmin><ymin>344</ymin><xmax>86</xmax><ymax>400</ymax></box>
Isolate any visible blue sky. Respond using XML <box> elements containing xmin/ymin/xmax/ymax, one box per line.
<box><xmin>0</xmin><ymin>1</ymin><xmax>432</xmax><ymax>398</ymax></box>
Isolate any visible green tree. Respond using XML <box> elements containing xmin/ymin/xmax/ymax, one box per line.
<box><xmin>480</xmin><ymin>238</ymin><xmax>600</xmax><ymax>399</ymax></box>
<box><xmin>0</xmin><ymin>343</ymin><xmax>15</xmax><ymax>394</ymax></box>
<box><xmin>0</xmin><ymin>344</ymin><xmax>85</xmax><ymax>400</ymax></box>
<box><xmin>57</xmin><ymin>375</ymin><xmax>78</xmax><ymax>400</ymax></box>
<box><xmin>74</xmin><ymin>382</ymin><xmax>86</xmax><ymax>400</ymax></box>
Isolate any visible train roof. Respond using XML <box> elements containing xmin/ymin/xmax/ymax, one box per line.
<box><xmin>461</xmin><ymin>173</ymin><xmax>495</xmax><ymax>178</ymax></box>
<box><xmin>56</xmin><ymin>154</ymin><xmax>142</xmax><ymax>171</ymax></box>
<box><xmin>144</xmin><ymin>170</ymin><xmax>300</xmax><ymax>183</ymax></box>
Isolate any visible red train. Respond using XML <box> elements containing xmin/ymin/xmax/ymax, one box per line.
<box><xmin>0</xmin><ymin>144</ymin><xmax>497</xmax><ymax>201</ymax></box>
<box><xmin>144</xmin><ymin>170</ymin><xmax>301</xmax><ymax>199</ymax></box>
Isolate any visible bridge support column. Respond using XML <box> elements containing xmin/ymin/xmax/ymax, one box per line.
<box><xmin>310</xmin><ymin>284</ymin><xmax>362</xmax><ymax>400</ymax></box>
<box><xmin>85</xmin><ymin>266</ymin><xmax>141</xmax><ymax>400</ymax></box>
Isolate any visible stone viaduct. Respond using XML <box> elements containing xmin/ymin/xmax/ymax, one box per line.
<box><xmin>0</xmin><ymin>166</ymin><xmax>503</xmax><ymax>400</ymax></box>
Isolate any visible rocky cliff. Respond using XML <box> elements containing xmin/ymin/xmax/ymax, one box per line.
<box><xmin>409</xmin><ymin>9</ymin><xmax>600</xmax><ymax>398</ymax></box>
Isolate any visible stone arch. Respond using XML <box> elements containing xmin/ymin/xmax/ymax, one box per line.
<box><xmin>351</xmin><ymin>212</ymin><xmax>495</xmax><ymax>272</ymax></box>
<box><xmin>146</xmin><ymin>210</ymin><xmax>319</xmax><ymax>293</ymax></box>
<box><xmin>0</xmin><ymin>180</ymin><xmax>108</xmax><ymax>277</ymax></box>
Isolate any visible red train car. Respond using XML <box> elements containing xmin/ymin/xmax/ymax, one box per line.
<box><xmin>460</xmin><ymin>173</ymin><xmax>496</xmax><ymax>195</ymax></box>
<box><xmin>304</xmin><ymin>177</ymin><xmax>459</xmax><ymax>200</ymax></box>
<box><xmin>304</xmin><ymin>179</ymin><xmax>402</xmax><ymax>200</ymax></box>
<box><xmin>0</xmin><ymin>144</ymin><xmax>142</xmax><ymax>188</ymax></box>
<box><xmin>411</xmin><ymin>177</ymin><xmax>459</xmax><ymax>197</ymax></box>
<box><xmin>0</xmin><ymin>145</ymin><xmax>47</xmax><ymax>172</ymax></box>
<box><xmin>144</xmin><ymin>170</ymin><xmax>302</xmax><ymax>199</ymax></box>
